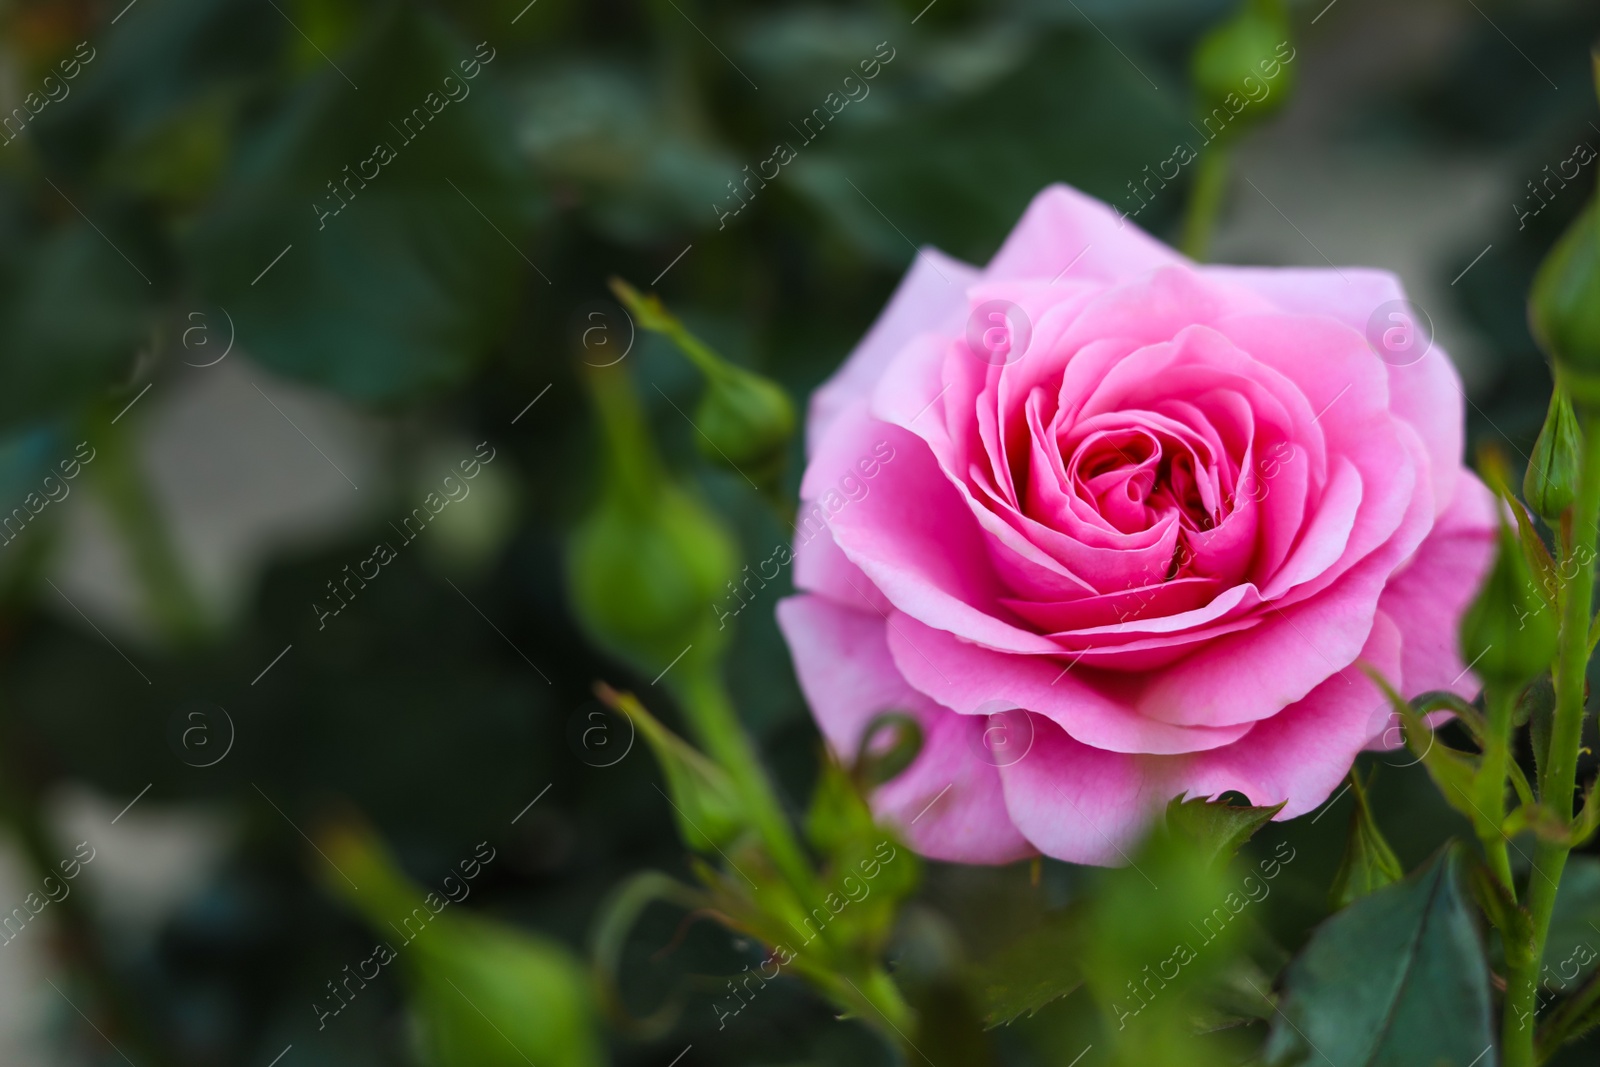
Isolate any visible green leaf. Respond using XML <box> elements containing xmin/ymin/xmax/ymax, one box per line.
<box><xmin>191</xmin><ymin>3</ymin><xmax>541</xmax><ymax>404</ymax></box>
<box><xmin>1535</xmin><ymin>855</ymin><xmax>1600</xmax><ymax>992</ymax></box>
<box><xmin>971</xmin><ymin>906</ymin><xmax>1086</xmax><ymax>1028</ymax></box>
<box><xmin>0</xmin><ymin>224</ymin><xmax>151</xmax><ymax>431</ymax></box>
<box><xmin>805</xmin><ymin>752</ymin><xmax>879</xmax><ymax>858</ymax></box>
<box><xmin>1329</xmin><ymin>772</ymin><xmax>1403</xmax><ymax>910</ymax></box>
<box><xmin>790</xmin><ymin>32</ymin><xmax>1187</xmax><ymax>266</ymax></box>
<box><xmin>1264</xmin><ymin>843</ymin><xmax>1494</xmax><ymax>1067</ymax></box>
<box><xmin>1164</xmin><ymin>791</ymin><xmax>1285</xmax><ymax>868</ymax></box>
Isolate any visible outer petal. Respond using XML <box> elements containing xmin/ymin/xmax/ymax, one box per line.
<box><xmin>885</xmin><ymin>611</ymin><xmax>1256</xmax><ymax>755</ymax></box>
<box><xmin>775</xmin><ymin>595</ymin><xmax>1032</xmax><ymax>864</ymax></box>
<box><xmin>807</xmin><ymin>249</ymin><xmax>978</xmax><ymax>448</ymax></box>
<box><xmin>1378</xmin><ymin>470</ymin><xmax>1499</xmax><ymax>699</ymax></box>
<box><xmin>982</xmin><ymin>184</ymin><xmax>1186</xmax><ymax>286</ymax></box>
<box><xmin>996</xmin><ymin>613</ymin><xmax>1403</xmax><ymax>865</ymax></box>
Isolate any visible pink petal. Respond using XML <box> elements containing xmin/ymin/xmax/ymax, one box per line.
<box><xmin>995</xmin><ymin>613</ymin><xmax>1404</xmax><ymax>865</ymax></box>
<box><xmin>775</xmin><ymin>595</ymin><xmax>1032</xmax><ymax>864</ymax></box>
<box><xmin>884</xmin><ymin>611</ymin><xmax>1256</xmax><ymax>755</ymax></box>
<box><xmin>1379</xmin><ymin>470</ymin><xmax>1499</xmax><ymax>698</ymax></box>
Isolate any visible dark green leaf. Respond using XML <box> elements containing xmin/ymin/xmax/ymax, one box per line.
<box><xmin>1469</xmin><ymin>859</ymin><xmax>1535</xmax><ymax>971</ymax></box>
<box><xmin>972</xmin><ymin>906</ymin><xmax>1086</xmax><ymax>1028</ymax></box>
<box><xmin>1264</xmin><ymin>843</ymin><xmax>1494</xmax><ymax>1067</ymax></box>
<box><xmin>790</xmin><ymin>32</ymin><xmax>1187</xmax><ymax>265</ymax></box>
<box><xmin>191</xmin><ymin>4</ymin><xmax>541</xmax><ymax>404</ymax></box>
<box><xmin>0</xmin><ymin>224</ymin><xmax>151</xmax><ymax>429</ymax></box>
<box><xmin>1536</xmin><ymin>855</ymin><xmax>1600</xmax><ymax>992</ymax></box>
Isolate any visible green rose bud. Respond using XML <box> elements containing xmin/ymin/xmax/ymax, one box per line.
<box><xmin>319</xmin><ymin>822</ymin><xmax>604</xmax><ymax>1067</ymax></box>
<box><xmin>1460</xmin><ymin>521</ymin><xmax>1558</xmax><ymax>689</ymax></box>
<box><xmin>1524</xmin><ymin>385</ymin><xmax>1582</xmax><ymax>522</ymax></box>
<box><xmin>1190</xmin><ymin>0</ymin><xmax>1295</xmax><ymax>140</ymax></box>
<box><xmin>567</xmin><ymin>365</ymin><xmax>739</xmax><ymax>677</ymax></box>
<box><xmin>1529</xmin><ymin>198</ymin><xmax>1600</xmax><ymax>404</ymax></box>
<box><xmin>610</xmin><ymin>278</ymin><xmax>796</xmax><ymax>487</ymax></box>
<box><xmin>693</xmin><ymin>364</ymin><xmax>797</xmax><ymax>485</ymax></box>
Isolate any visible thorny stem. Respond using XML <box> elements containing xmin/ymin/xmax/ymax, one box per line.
<box><xmin>1504</xmin><ymin>412</ymin><xmax>1600</xmax><ymax>1067</ymax></box>
<box><xmin>1477</xmin><ymin>684</ymin><xmax>1516</xmax><ymax>892</ymax></box>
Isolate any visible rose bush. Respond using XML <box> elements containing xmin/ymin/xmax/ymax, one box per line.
<box><xmin>777</xmin><ymin>184</ymin><xmax>1498</xmax><ymax>866</ymax></box>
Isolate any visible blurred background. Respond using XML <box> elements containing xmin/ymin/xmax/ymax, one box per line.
<box><xmin>0</xmin><ymin>0</ymin><xmax>1597</xmax><ymax>1063</ymax></box>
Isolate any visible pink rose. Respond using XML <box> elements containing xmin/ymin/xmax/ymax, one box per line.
<box><xmin>777</xmin><ymin>185</ymin><xmax>1498</xmax><ymax>866</ymax></box>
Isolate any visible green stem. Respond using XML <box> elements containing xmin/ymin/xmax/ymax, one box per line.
<box><xmin>1179</xmin><ymin>145</ymin><xmax>1231</xmax><ymax>261</ymax></box>
<box><xmin>1504</xmin><ymin>413</ymin><xmax>1600</xmax><ymax>1067</ymax></box>
<box><xmin>672</xmin><ymin>663</ymin><xmax>816</xmax><ymax>901</ymax></box>
<box><xmin>1478</xmin><ymin>685</ymin><xmax>1516</xmax><ymax>891</ymax></box>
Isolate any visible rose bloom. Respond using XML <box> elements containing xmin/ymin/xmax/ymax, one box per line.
<box><xmin>776</xmin><ymin>185</ymin><xmax>1497</xmax><ymax>866</ymax></box>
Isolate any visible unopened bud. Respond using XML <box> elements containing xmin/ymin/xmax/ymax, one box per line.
<box><xmin>1529</xmin><ymin>199</ymin><xmax>1600</xmax><ymax>405</ymax></box>
<box><xmin>1524</xmin><ymin>386</ymin><xmax>1581</xmax><ymax>522</ymax></box>
<box><xmin>567</xmin><ymin>365</ymin><xmax>739</xmax><ymax>677</ymax></box>
<box><xmin>609</xmin><ymin>278</ymin><xmax>795</xmax><ymax>486</ymax></box>
<box><xmin>1190</xmin><ymin>0</ymin><xmax>1295</xmax><ymax>140</ymax></box>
